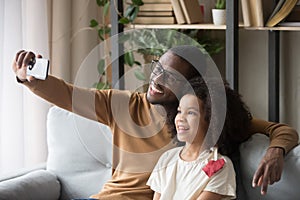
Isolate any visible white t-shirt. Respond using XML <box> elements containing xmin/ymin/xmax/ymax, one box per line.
<box><xmin>147</xmin><ymin>147</ymin><xmax>236</xmax><ymax>200</ymax></box>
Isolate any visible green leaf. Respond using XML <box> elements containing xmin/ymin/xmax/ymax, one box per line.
<box><xmin>97</xmin><ymin>29</ymin><xmax>105</xmax><ymax>41</ymax></box>
<box><xmin>134</xmin><ymin>70</ymin><xmax>146</xmax><ymax>81</ymax></box>
<box><xmin>131</xmin><ymin>0</ymin><xmax>144</xmax><ymax>6</ymax></box>
<box><xmin>90</xmin><ymin>19</ymin><xmax>98</xmax><ymax>28</ymax></box>
<box><xmin>101</xmin><ymin>26</ymin><xmax>111</xmax><ymax>34</ymax></box>
<box><xmin>124</xmin><ymin>5</ymin><xmax>135</xmax><ymax>17</ymax></box>
<box><xmin>129</xmin><ymin>7</ymin><xmax>139</xmax><ymax>21</ymax></box>
<box><xmin>96</xmin><ymin>0</ymin><xmax>102</xmax><ymax>6</ymax></box>
<box><xmin>96</xmin><ymin>0</ymin><xmax>107</xmax><ymax>7</ymax></box>
<box><xmin>124</xmin><ymin>51</ymin><xmax>135</xmax><ymax>67</ymax></box>
<box><xmin>106</xmin><ymin>28</ymin><xmax>111</xmax><ymax>34</ymax></box>
<box><xmin>95</xmin><ymin>82</ymin><xmax>110</xmax><ymax>90</ymax></box>
<box><xmin>97</xmin><ymin>59</ymin><xmax>105</xmax><ymax>75</ymax></box>
<box><xmin>134</xmin><ymin>61</ymin><xmax>142</xmax><ymax>66</ymax></box>
<box><xmin>119</xmin><ymin>17</ymin><xmax>130</xmax><ymax>24</ymax></box>
<box><xmin>103</xmin><ymin>1</ymin><xmax>110</xmax><ymax>16</ymax></box>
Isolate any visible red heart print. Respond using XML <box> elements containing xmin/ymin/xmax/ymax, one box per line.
<box><xmin>202</xmin><ymin>158</ymin><xmax>225</xmax><ymax>177</ymax></box>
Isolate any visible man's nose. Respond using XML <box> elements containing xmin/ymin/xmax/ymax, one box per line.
<box><xmin>152</xmin><ymin>72</ymin><xmax>165</xmax><ymax>84</ymax></box>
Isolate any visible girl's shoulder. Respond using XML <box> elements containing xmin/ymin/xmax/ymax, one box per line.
<box><xmin>158</xmin><ymin>147</ymin><xmax>182</xmax><ymax>164</ymax></box>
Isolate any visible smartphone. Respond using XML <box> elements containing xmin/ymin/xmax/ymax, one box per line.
<box><xmin>27</xmin><ymin>58</ymin><xmax>49</xmax><ymax>80</ymax></box>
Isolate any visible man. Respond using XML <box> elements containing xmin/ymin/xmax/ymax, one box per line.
<box><xmin>13</xmin><ymin>45</ymin><xmax>298</xmax><ymax>199</ymax></box>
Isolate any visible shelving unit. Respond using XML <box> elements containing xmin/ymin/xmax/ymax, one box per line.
<box><xmin>110</xmin><ymin>0</ymin><xmax>239</xmax><ymax>90</ymax></box>
<box><xmin>110</xmin><ymin>0</ymin><xmax>298</xmax><ymax>122</ymax></box>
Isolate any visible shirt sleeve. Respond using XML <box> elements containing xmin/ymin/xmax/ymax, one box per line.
<box><xmin>248</xmin><ymin>117</ymin><xmax>299</xmax><ymax>154</ymax></box>
<box><xmin>147</xmin><ymin>167</ymin><xmax>161</xmax><ymax>193</ymax></box>
<box><xmin>23</xmin><ymin>75</ymin><xmax>113</xmax><ymax>126</ymax></box>
<box><xmin>146</xmin><ymin>150</ymin><xmax>172</xmax><ymax>194</ymax></box>
<box><xmin>204</xmin><ymin>157</ymin><xmax>236</xmax><ymax>199</ymax></box>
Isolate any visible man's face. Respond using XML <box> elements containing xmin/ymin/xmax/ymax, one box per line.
<box><xmin>146</xmin><ymin>51</ymin><xmax>193</xmax><ymax>105</ymax></box>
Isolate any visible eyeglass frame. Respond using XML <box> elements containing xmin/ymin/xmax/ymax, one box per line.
<box><xmin>150</xmin><ymin>60</ymin><xmax>185</xmax><ymax>85</ymax></box>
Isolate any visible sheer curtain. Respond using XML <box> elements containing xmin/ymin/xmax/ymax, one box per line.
<box><xmin>0</xmin><ymin>0</ymin><xmax>50</xmax><ymax>175</ymax></box>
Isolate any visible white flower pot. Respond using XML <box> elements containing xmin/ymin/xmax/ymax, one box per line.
<box><xmin>212</xmin><ymin>9</ymin><xmax>226</xmax><ymax>25</ymax></box>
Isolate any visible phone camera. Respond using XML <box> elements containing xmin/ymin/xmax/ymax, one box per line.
<box><xmin>28</xmin><ymin>58</ymin><xmax>36</xmax><ymax>70</ymax></box>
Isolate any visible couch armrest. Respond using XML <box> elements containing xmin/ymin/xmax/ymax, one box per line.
<box><xmin>0</xmin><ymin>169</ymin><xmax>61</xmax><ymax>200</ymax></box>
<box><xmin>240</xmin><ymin>133</ymin><xmax>300</xmax><ymax>200</ymax></box>
<box><xmin>0</xmin><ymin>162</ymin><xmax>46</xmax><ymax>182</ymax></box>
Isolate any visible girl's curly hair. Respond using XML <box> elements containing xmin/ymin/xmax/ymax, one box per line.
<box><xmin>166</xmin><ymin>76</ymin><xmax>252</xmax><ymax>156</ymax></box>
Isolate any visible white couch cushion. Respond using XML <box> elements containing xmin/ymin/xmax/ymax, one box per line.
<box><xmin>46</xmin><ymin>106</ymin><xmax>112</xmax><ymax>199</ymax></box>
<box><xmin>240</xmin><ymin>133</ymin><xmax>300</xmax><ymax>200</ymax></box>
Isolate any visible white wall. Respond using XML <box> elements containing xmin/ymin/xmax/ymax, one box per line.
<box><xmin>239</xmin><ymin>30</ymin><xmax>268</xmax><ymax>120</ymax></box>
<box><xmin>281</xmin><ymin>31</ymin><xmax>300</xmax><ymax>132</ymax></box>
<box><xmin>239</xmin><ymin>30</ymin><xmax>300</xmax><ymax>133</ymax></box>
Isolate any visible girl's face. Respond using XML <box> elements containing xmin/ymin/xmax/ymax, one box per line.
<box><xmin>175</xmin><ymin>94</ymin><xmax>208</xmax><ymax>144</ymax></box>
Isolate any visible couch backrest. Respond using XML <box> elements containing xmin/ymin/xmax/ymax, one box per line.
<box><xmin>240</xmin><ymin>133</ymin><xmax>300</xmax><ymax>200</ymax></box>
<box><xmin>46</xmin><ymin>106</ymin><xmax>112</xmax><ymax>200</ymax></box>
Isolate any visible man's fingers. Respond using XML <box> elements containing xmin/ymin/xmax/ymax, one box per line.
<box><xmin>252</xmin><ymin>165</ymin><xmax>263</xmax><ymax>187</ymax></box>
<box><xmin>17</xmin><ymin>51</ymin><xmax>27</xmax><ymax>69</ymax></box>
<box><xmin>269</xmin><ymin>169</ymin><xmax>281</xmax><ymax>185</ymax></box>
<box><xmin>23</xmin><ymin>51</ymin><xmax>35</xmax><ymax>67</ymax></box>
<box><xmin>27</xmin><ymin>75</ymin><xmax>35</xmax><ymax>82</ymax></box>
<box><xmin>261</xmin><ymin>166</ymin><xmax>271</xmax><ymax>195</ymax></box>
<box><xmin>15</xmin><ymin>50</ymin><xmax>25</xmax><ymax>63</ymax></box>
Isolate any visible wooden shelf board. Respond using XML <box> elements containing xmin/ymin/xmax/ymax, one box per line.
<box><xmin>128</xmin><ymin>23</ymin><xmax>226</xmax><ymax>30</ymax></box>
<box><xmin>127</xmin><ymin>23</ymin><xmax>300</xmax><ymax>31</ymax></box>
<box><xmin>244</xmin><ymin>26</ymin><xmax>300</xmax><ymax>31</ymax></box>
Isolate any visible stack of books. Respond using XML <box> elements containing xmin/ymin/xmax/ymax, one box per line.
<box><xmin>240</xmin><ymin>0</ymin><xmax>299</xmax><ymax>27</ymax></box>
<box><xmin>128</xmin><ymin>0</ymin><xmax>203</xmax><ymax>25</ymax></box>
<box><xmin>131</xmin><ymin>0</ymin><xmax>176</xmax><ymax>24</ymax></box>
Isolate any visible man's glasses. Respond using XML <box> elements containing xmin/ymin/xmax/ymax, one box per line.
<box><xmin>150</xmin><ymin>60</ymin><xmax>183</xmax><ymax>84</ymax></box>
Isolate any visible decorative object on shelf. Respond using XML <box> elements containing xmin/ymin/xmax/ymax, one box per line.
<box><xmin>266</xmin><ymin>0</ymin><xmax>298</xmax><ymax>27</ymax></box>
<box><xmin>212</xmin><ymin>0</ymin><xmax>226</xmax><ymax>25</ymax></box>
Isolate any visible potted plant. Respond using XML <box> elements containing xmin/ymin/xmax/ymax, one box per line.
<box><xmin>212</xmin><ymin>0</ymin><xmax>226</xmax><ymax>25</ymax></box>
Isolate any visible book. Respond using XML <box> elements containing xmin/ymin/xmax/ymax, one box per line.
<box><xmin>266</xmin><ymin>0</ymin><xmax>298</xmax><ymax>27</ymax></box>
<box><xmin>248</xmin><ymin>0</ymin><xmax>264</xmax><ymax>27</ymax></box>
<box><xmin>241</xmin><ymin>0</ymin><xmax>251</xmax><ymax>26</ymax></box>
<box><xmin>137</xmin><ymin>11</ymin><xmax>174</xmax><ymax>17</ymax></box>
<box><xmin>170</xmin><ymin>0</ymin><xmax>186</xmax><ymax>24</ymax></box>
<box><xmin>133</xmin><ymin>16</ymin><xmax>176</xmax><ymax>24</ymax></box>
<box><xmin>138</xmin><ymin>3</ymin><xmax>173</xmax><ymax>11</ymax></box>
<box><xmin>179</xmin><ymin>0</ymin><xmax>203</xmax><ymax>24</ymax></box>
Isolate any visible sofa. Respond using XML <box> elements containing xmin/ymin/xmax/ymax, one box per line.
<box><xmin>0</xmin><ymin>106</ymin><xmax>299</xmax><ymax>200</ymax></box>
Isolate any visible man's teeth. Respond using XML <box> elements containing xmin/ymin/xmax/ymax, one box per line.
<box><xmin>151</xmin><ymin>84</ymin><xmax>163</xmax><ymax>93</ymax></box>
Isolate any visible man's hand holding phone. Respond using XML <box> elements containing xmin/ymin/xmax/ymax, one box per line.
<box><xmin>13</xmin><ymin>50</ymin><xmax>49</xmax><ymax>82</ymax></box>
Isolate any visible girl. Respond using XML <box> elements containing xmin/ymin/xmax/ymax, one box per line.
<box><xmin>147</xmin><ymin>76</ymin><xmax>251</xmax><ymax>200</ymax></box>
